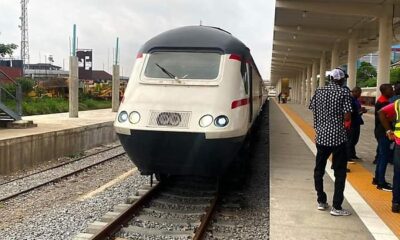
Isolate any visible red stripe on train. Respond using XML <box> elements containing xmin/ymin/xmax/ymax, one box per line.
<box><xmin>229</xmin><ymin>54</ymin><xmax>242</xmax><ymax>61</ymax></box>
<box><xmin>231</xmin><ymin>98</ymin><xmax>249</xmax><ymax>109</ymax></box>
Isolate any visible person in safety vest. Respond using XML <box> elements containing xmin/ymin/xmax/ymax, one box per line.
<box><xmin>379</xmin><ymin>100</ymin><xmax>400</xmax><ymax>213</ymax></box>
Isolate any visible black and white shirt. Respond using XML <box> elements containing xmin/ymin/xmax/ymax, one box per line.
<box><xmin>309</xmin><ymin>82</ymin><xmax>352</xmax><ymax>146</ymax></box>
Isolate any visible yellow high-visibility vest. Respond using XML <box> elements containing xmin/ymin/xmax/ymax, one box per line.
<box><xmin>395</xmin><ymin>99</ymin><xmax>400</xmax><ymax>138</ymax></box>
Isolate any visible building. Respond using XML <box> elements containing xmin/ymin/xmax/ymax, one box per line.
<box><xmin>0</xmin><ymin>66</ymin><xmax>22</xmax><ymax>84</ymax></box>
<box><xmin>358</xmin><ymin>44</ymin><xmax>400</xmax><ymax>68</ymax></box>
<box><xmin>24</xmin><ymin>63</ymin><xmax>68</xmax><ymax>79</ymax></box>
<box><xmin>91</xmin><ymin>70</ymin><xmax>112</xmax><ymax>82</ymax></box>
<box><xmin>25</xmin><ymin>63</ymin><xmax>61</xmax><ymax>70</ymax></box>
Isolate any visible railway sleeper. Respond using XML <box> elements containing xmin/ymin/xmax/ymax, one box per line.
<box><xmin>128</xmin><ymin>218</ymin><xmax>198</xmax><ymax>232</ymax></box>
<box><xmin>119</xmin><ymin>225</ymin><xmax>193</xmax><ymax>239</ymax></box>
<box><xmin>154</xmin><ymin>195</ymin><xmax>213</xmax><ymax>205</ymax></box>
<box><xmin>135</xmin><ymin>214</ymin><xmax>201</xmax><ymax>226</ymax></box>
<box><xmin>86</xmin><ymin>221</ymin><xmax>108</xmax><ymax>234</ymax></box>
<box><xmin>160</xmin><ymin>192</ymin><xmax>215</xmax><ymax>201</ymax></box>
<box><xmin>72</xmin><ymin>233</ymin><xmax>94</xmax><ymax>240</ymax></box>
<box><xmin>113</xmin><ymin>203</ymin><xmax>132</xmax><ymax>212</ymax></box>
<box><xmin>151</xmin><ymin>198</ymin><xmax>210</xmax><ymax>210</ymax></box>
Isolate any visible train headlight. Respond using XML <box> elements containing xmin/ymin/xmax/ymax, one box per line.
<box><xmin>214</xmin><ymin>115</ymin><xmax>229</xmax><ymax>127</ymax></box>
<box><xmin>118</xmin><ymin>111</ymin><xmax>128</xmax><ymax>123</ymax></box>
<box><xmin>129</xmin><ymin>111</ymin><xmax>141</xmax><ymax>124</ymax></box>
<box><xmin>199</xmin><ymin>115</ymin><xmax>213</xmax><ymax>128</ymax></box>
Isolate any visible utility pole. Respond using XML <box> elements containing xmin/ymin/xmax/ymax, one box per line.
<box><xmin>15</xmin><ymin>0</ymin><xmax>29</xmax><ymax>117</ymax></box>
<box><xmin>69</xmin><ymin>24</ymin><xmax>79</xmax><ymax>118</ymax></box>
<box><xmin>112</xmin><ymin>37</ymin><xmax>120</xmax><ymax>112</ymax></box>
<box><xmin>20</xmin><ymin>0</ymin><xmax>30</xmax><ymax>67</ymax></box>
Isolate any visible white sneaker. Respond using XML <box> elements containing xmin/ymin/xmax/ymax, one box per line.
<box><xmin>317</xmin><ymin>202</ymin><xmax>329</xmax><ymax>211</ymax></box>
<box><xmin>330</xmin><ymin>207</ymin><xmax>351</xmax><ymax>216</ymax></box>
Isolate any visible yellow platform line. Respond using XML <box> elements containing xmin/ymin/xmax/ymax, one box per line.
<box><xmin>277</xmin><ymin>102</ymin><xmax>400</xmax><ymax>238</ymax></box>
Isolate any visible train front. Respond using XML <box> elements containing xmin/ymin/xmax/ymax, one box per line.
<box><xmin>114</xmin><ymin>26</ymin><xmax>250</xmax><ymax>177</ymax></box>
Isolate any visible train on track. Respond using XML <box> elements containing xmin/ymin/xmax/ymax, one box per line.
<box><xmin>114</xmin><ymin>26</ymin><xmax>266</xmax><ymax>178</ymax></box>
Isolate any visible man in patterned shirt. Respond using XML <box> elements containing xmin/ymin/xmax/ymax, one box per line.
<box><xmin>309</xmin><ymin>68</ymin><xmax>353</xmax><ymax>216</ymax></box>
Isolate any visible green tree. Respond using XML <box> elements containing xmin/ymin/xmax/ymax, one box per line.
<box><xmin>356</xmin><ymin>61</ymin><xmax>377</xmax><ymax>87</ymax></box>
<box><xmin>357</xmin><ymin>62</ymin><xmax>376</xmax><ymax>82</ymax></box>
<box><xmin>390</xmin><ymin>68</ymin><xmax>400</xmax><ymax>84</ymax></box>
<box><xmin>0</xmin><ymin>43</ymin><xmax>18</xmax><ymax>57</ymax></box>
<box><xmin>16</xmin><ymin>77</ymin><xmax>35</xmax><ymax>95</ymax></box>
<box><xmin>3</xmin><ymin>78</ymin><xmax>35</xmax><ymax>99</ymax></box>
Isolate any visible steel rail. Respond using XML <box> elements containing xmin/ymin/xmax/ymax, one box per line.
<box><xmin>89</xmin><ymin>182</ymin><xmax>162</xmax><ymax>240</ymax></box>
<box><xmin>88</xmin><ymin>180</ymin><xmax>219</xmax><ymax>240</ymax></box>
<box><xmin>0</xmin><ymin>145</ymin><xmax>122</xmax><ymax>187</ymax></box>
<box><xmin>0</xmin><ymin>152</ymin><xmax>126</xmax><ymax>202</ymax></box>
<box><xmin>193</xmin><ymin>189</ymin><xmax>219</xmax><ymax>240</ymax></box>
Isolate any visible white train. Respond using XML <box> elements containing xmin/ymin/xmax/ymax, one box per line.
<box><xmin>114</xmin><ymin>26</ymin><xmax>266</xmax><ymax>178</ymax></box>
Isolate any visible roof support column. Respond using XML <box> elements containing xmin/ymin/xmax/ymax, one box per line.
<box><xmin>347</xmin><ymin>35</ymin><xmax>358</xmax><ymax>90</ymax></box>
<box><xmin>290</xmin><ymin>78</ymin><xmax>295</xmax><ymax>103</ymax></box>
<box><xmin>312</xmin><ymin>60</ymin><xmax>318</xmax><ymax>95</ymax></box>
<box><xmin>306</xmin><ymin>65</ymin><xmax>312</xmax><ymax>106</ymax></box>
<box><xmin>377</xmin><ymin>4</ymin><xmax>393</xmax><ymax>99</ymax></box>
<box><xmin>331</xmin><ymin>42</ymin><xmax>340</xmax><ymax>69</ymax></box>
<box><xmin>278</xmin><ymin>79</ymin><xmax>282</xmax><ymax>95</ymax></box>
<box><xmin>319</xmin><ymin>51</ymin><xmax>326</xmax><ymax>87</ymax></box>
<box><xmin>296</xmin><ymin>74</ymin><xmax>301</xmax><ymax>103</ymax></box>
<box><xmin>301</xmin><ymin>69</ymin><xmax>306</xmax><ymax>105</ymax></box>
<box><xmin>293</xmin><ymin>77</ymin><xmax>296</xmax><ymax>103</ymax></box>
<box><xmin>290</xmin><ymin>79</ymin><xmax>294</xmax><ymax>101</ymax></box>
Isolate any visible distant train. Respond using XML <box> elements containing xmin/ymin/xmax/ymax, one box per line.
<box><xmin>114</xmin><ymin>26</ymin><xmax>266</xmax><ymax>179</ymax></box>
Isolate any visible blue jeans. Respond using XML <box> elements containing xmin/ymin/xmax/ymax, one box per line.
<box><xmin>375</xmin><ymin>136</ymin><xmax>390</xmax><ymax>185</ymax></box>
<box><xmin>393</xmin><ymin>145</ymin><xmax>400</xmax><ymax>204</ymax></box>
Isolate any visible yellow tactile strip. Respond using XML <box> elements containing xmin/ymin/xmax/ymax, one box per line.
<box><xmin>277</xmin><ymin>102</ymin><xmax>400</xmax><ymax>237</ymax></box>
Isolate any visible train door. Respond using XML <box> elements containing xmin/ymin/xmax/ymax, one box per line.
<box><xmin>246</xmin><ymin>63</ymin><xmax>253</xmax><ymax>123</ymax></box>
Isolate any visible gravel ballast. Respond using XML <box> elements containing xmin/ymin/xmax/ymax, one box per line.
<box><xmin>0</xmin><ymin>154</ymin><xmax>149</xmax><ymax>240</ymax></box>
<box><xmin>0</xmin><ymin>146</ymin><xmax>125</xmax><ymax>201</ymax></box>
<box><xmin>206</xmin><ymin>104</ymin><xmax>269</xmax><ymax>239</ymax></box>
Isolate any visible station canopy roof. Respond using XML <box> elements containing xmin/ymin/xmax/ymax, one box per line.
<box><xmin>271</xmin><ymin>0</ymin><xmax>400</xmax><ymax>85</ymax></box>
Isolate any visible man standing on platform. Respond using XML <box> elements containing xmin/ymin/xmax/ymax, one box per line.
<box><xmin>347</xmin><ymin>87</ymin><xmax>367</xmax><ymax>162</ymax></box>
<box><xmin>378</xmin><ymin>98</ymin><xmax>400</xmax><ymax>212</ymax></box>
<box><xmin>309</xmin><ymin>68</ymin><xmax>352</xmax><ymax>216</ymax></box>
<box><xmin>373</xmin><ymin>84</ymin><xmax>394</xmax><ymax>191</ymax></box>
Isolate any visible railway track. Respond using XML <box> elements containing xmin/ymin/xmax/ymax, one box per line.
<box><xmin>0</xmin><ymin>146</ymin><xmax>126</xmax><ymax>203</ymax></box>
<box><xmin>74</xmin><ymin>177</ymin><xmax>219</xmax><ymax>240</ymax></box>
<box><xmin>0</xmin><ymin>145</ymin><xmax>123</xmax><ymax>186</ymax></box>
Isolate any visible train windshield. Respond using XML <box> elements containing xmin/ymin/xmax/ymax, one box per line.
<box><xmin>144</xmin><ymin>52</ymin><xmax>221</xmax><ymax>80</ymax></box>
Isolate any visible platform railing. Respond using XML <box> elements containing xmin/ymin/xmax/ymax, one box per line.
<box><xmin>0</xmin><ymin>73</ymin><xmax>22</xmax><ymax>121</ymax></box>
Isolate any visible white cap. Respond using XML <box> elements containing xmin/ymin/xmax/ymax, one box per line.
<box><xmin>330</xmin><ymin>68</ymin><xmax>348</xmax><ymax>80</ymax></box>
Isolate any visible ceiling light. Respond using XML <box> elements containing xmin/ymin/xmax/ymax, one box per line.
<box><xmin>292</xmin><ymin>34</ymin><xmax>297</xmax><ymax>40</ymax></box>
<box><xmin>302</xmin><ymin>11</ymin><xmax>307</xmax><ymax>18</ymax></box>
<box><xmin>296</xmin><ymin>25</ymin><xmax>302</xmax><ymax>31</ymax></box>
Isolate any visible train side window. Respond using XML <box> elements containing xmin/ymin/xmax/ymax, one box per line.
<box><xmin>245</xmin><ymin>63</ymin><xmax>251</xmax><ymax>95</ymax></box>
<box><xmin>241</xmin><ymin>60</ymin><xmax>249</xmax><ymax>94</ymax></box>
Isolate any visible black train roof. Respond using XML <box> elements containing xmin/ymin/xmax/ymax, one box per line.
<box><xmin>139</xmin><ymin>26</ymin><xmax>250</xmax><ymax>56</ymax></box>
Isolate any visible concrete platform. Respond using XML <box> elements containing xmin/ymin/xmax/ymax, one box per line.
<box><xmin>269</xmin><ymin>100</ymin><xmax>398</xmax><ymax>239</ymax></box>
<box><xmin>0</xmin><ymin>109</ymin><xmax>118</xmax><ymax>174</ymax></box>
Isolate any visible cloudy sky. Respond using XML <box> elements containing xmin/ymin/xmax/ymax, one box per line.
<box><xmin>0</xmin><ymin>0</ymin><xmax>275</xmax><ymax>78</ymax></box>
